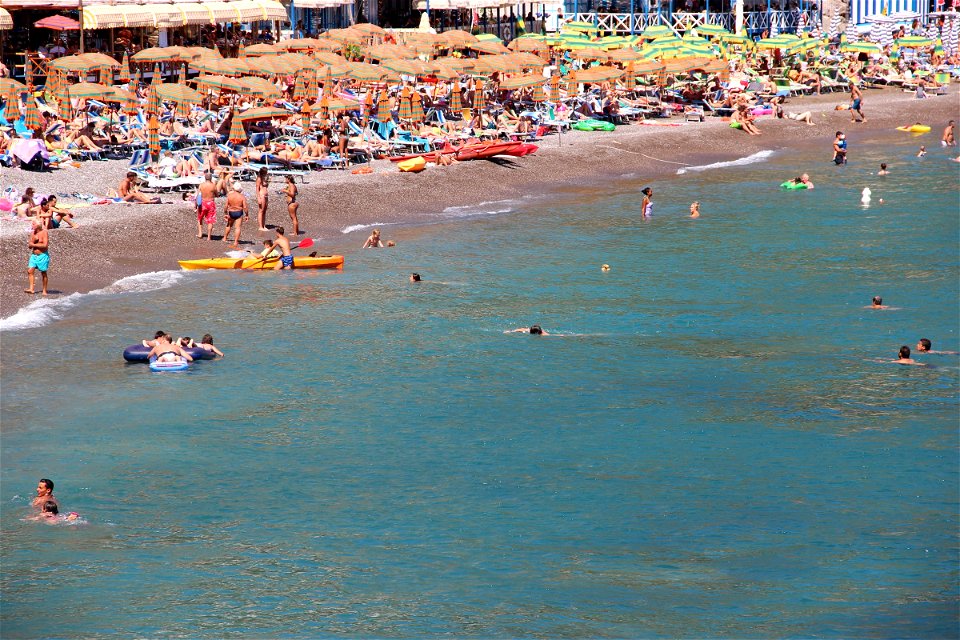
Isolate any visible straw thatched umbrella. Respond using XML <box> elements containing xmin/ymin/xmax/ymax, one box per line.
<box><xmin>23</xmin><ymin>95</ymin><xmax>42</xmax><ymax>134</ymax></box>
<box><xmin>377</xmin><ymin>91</ymin><xmax>391</xmax><ymax>123</ymax></box>
<box><xmin>409</xmin><ymin>90</ymin><xmax>424</xmax><ymax>124</ymax></box>
<box><xmin>148</xmin><ymin>113</ymin><xmax>160</xmax><ymax>161</ymax></box>
<box><xmin>398</xmin><ymin>86</ymin><xmax>413</xmax><ymax>121</ymax></box>
<box><xmin>449</xmin><ymin>80</ymin><xmax>462</xmax><ymax>113</ymax></box>
<box><xmin>228</xmin><ymin>109</ymin><xmax>246</xmax><ymax>144</ymax></box>
<box><xmin>119</xmin><ymin>51</ymin><xmax>131</xmax><ymax>85</ymax></box>
<box><xmin>5</xmin><ymin>86</ymin><xmax>22</xmax><ymax>121</ymax></box>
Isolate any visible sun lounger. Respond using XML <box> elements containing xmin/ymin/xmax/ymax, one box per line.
<box><xmin>132</xmin><ymin>171</ymin><xmax>202</xmax><ymax>193</ymax></box>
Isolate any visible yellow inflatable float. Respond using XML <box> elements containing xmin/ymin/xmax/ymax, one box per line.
<box><xmin>398</xmin><ymin>156</ymin><xmax>427</xmax><ymax>173</ymax></box>
<box><xmin>896</xmin><ymin>124</ymin><xmax>931</xmax><ymax>133</ymax></box>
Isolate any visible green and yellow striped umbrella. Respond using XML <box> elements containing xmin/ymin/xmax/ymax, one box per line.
<box><xmin>148</xmin><ymin>113</ymin><xmax>160</xmax><ymax>160</ymax></box>
<box><xmin>377</xmin><ymin>91</ymin><xmax>391</xmax><ymax>123</ymax></box>
<box><xmin>934</xmin><ymin>38</ymin><xmax>944</xmax><ymax>57</ymax></box>
<box><xmin>696</xmin><ymin>23</ymin><xmax>731</xmax><ymax>37</ymax></box>
<box><xmin>409</xmin><ymin>90</ymin><xmax>424</xmax><ymax>123</ymax></box>
<box><xmin>5</xmin><ymin>87</ymin><xmax>22</xmax><ymax>122</ymax></box>
<box><xmin>562</xmin><ymin>20</ymin><xmax>599</xmax><ymax>35</ymax></box>
<box><xmin>640</xmin><ymin>24</ymin><xmax>673</xmax><ymax>40</ymax></box>
<box><xmin>896</xmin><ymin>36</ymin><xmax>934</xmax><ymax>48</ymax></box>
<box><xmin>228</xmin><ymin>109</ymin><xmax>246</xmax><ymax>144</ymax></box>
<box><xmin>398</xmin><ymin>86</ymin><xmax>413</xmax><ymax>121</ymax></box>
<box><xmin>449</xmin><ymin>81</ymin><xmax>462</xmax><ymax>113</ymax></box>
<box><xmin>840</xmin><ymin>41</ymin><xmax>880</xmax><ymax>54</ymax></box>
<box><xmin>119</xmin><ymin>51</ymin><xmax>131</xmax><ymax>85</ymax></box>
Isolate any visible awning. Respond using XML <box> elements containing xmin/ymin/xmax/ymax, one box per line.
<box><xmin>82</xmin><ymin>4</ymin><xmax>127</xmax><ymax>29</ymax></box>
<box><xmin>172</xmin><ymin>2</ymin><xmax>215</xmax><ymax>25</ymax></box>
<box><xmin>293</xmin><ymin>0</ymin><xmax>350</xmax><ymax>7</ymax></box>
<box><xmin>152</xmin><ymin>4</ymin><xmax>187</xmax><ymax>27</ymax></box>
<box><xmin>231</xmin><ymin>0</ymin><xmax>268</xmax><ymax>20</ymax></box>
<box><xmin>258</xmin><ymin>0</ymin><xmax>289</xmax><ymax>20</ymax></box>
<box><xmin>202</xmin><ymin>1</ymin><xmax>241</xmax><ymax>22</ymax></box>
<box><xmin>0</xmin><ymin>8</ymin><xmax>13</xmax><ymax>30</ymax></box>
<box><xmin>122</xmin><ymin>5</ymin><xmax>159</xmax><ymax>27</ymax></box>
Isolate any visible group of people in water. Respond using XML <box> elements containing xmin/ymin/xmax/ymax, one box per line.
<box><xmin>26</xmin><ymin>478</ymin><xmax>80</xmax><ymax>524</ymax></box>
<box><xmin>868</xmin><ymin>297</ymin><xmax>955</xmax><ymax>366</ymax></box>
<box><xmin>142</xmin><ymin>331</ymin><xmax>224</xmax><ymax>364</ymax></box>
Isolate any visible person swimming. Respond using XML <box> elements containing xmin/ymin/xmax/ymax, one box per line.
<box><xmin>507</xmin><ymin>325</ymin><xmax>549</xmax><ymax>335</ymax></box>
<box><xmin>894</xmin><ymin>345</ymin><xmax>925</xmax><ymax>366</ymax></box>
<box><xmin>410</xmin><ymin>273</ymin><xmax>421</xmax><ymax>282</ymax></box>
<box><xmin>869</xmin><ymin>296</ymin><xmax>889</xmax><ymax>309</ymax></box>
<box><xmin>915</xmin><ymin>338</ymin><xmax>959</xmax><ymax>355</ymax></box>
<box><xmin>877</xmin><ymin>163</ymin><xmax>889</xmax><ymax>176</ymax></box>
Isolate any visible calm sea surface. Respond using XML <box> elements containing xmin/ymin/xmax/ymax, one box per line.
<box><xmin>2</xmin><ymin>132</ymin><xmax>958</xmax><ymax>638</ymax></box>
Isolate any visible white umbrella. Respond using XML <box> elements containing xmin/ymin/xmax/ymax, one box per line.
<box><xmin>829</xmin><ymin>13</ymin><xmax>841</xmax><ymax>39</ymax></box>
<box><xmin>845</xmin><ymin>18</ymin><xmax>859</xmax><ymax>42</ymax></box>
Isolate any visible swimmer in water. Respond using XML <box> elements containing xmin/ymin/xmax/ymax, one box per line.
<box><xmin>410</xmin><ymin>273</ymin><xmax>421</xmax><ymax>282</ymax></box>
<box><xmin>868</xmin><ymin>296</ymin><xmax>889</xmax><ymax>309</ymax></box>
<box><xmin>894</xmin><ymin>345</ymin><xmax>925</xmax><ymax>366</ymax></box>
<box><xmin>507</xmin><ymin>325</ymin><xmax>549</xmax><ymax>335</ymax></box>
<box><xmin>917</xmin><ymin>146</ymin><xmax>927</xmax><ymax>157</ymax></box>
<box><xmin>916</xmin><ymin>338</ymin><xmax>959</xmax><ymax>355</ymax></box>
<box><xmin>142</xmin><ymin>330</ymin><xmax>167</xmax><ymax>348</ymax></box>
<box><xmin>877</xmin><ymin>163</ymin><xmax>889</xmax><ymax>176</ymax></box>
<box><xmin>37</xmin><ymin>500</ymin><xmax>80</xmax><ymax>523</ymax></box>
<box><xmin>690</xmin><ymin>201</ymin><xmax>700</xmax><ymax>218</ymax></box>
<box><xmin>640</xmin><ymin>187</ymin><xmax>653</xmax><ymax>218</ymax></box>
<box><xmin>799</xmin><ymin>173</ymin><xmax>814</xmax><ymax>188</ymax></box>
<box><xmin>31</xmin><ymin>478</ymin><xmax>57</xmax><ymax>510</ymax></box>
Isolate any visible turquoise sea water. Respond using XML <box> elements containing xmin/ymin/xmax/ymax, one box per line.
<box><xmin>2</xmin><ymin>132</ymin><xmax>958</xmax><ymax>638</ymax></box>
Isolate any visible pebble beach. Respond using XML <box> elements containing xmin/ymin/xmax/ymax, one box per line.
<box><xmin>0</xmin><ymin>88</ymin><xmax>956</xmax><ymax>318</ymax></box>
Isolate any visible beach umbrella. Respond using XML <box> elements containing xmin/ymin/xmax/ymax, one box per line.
<box><xmin>509</xmin><ymin>36</ymin><xmax>550</xmax><ymax>53</ymax></box>
<box><xmin>449</xmin><ymin>81</ymin><xmax>463</xmax><ymax>113</ymax></box>
<box><xmin>147</xmin><ymin>67</ymin><xmax>162</xmax><ymax>114</ymax></box>
<box><xmin>561</xmin><ymin>20</ymin><xmax>598</xmax><ymax>35</ymax></box>
<box><xmin>696</xmin><ymin>23</ymin><xmax>731</xmax><ymax>37</ymax></box>
<box><xmin>828</xmin><ymin>13</ymin><xmax>841</xmax><ymax>39</ymax></box>
<box><xmin>119</xmin><ymin>51</ymin><xmax>131</xmax><ymax>85</ymax></box>
<box><xmin>67</xmin><ymin>82</ymin><xmax>115</xmax><ymax>100</ymax></box>
<box><xmin>625</xmin><ymin>61</ymin><xmax>637</xmax><ymax>90</ymax></box>
<box><xmin>156</xmin><ymin>83</ymin><xmax>203</xmax><ymax>104</ymax></box>
<box><xmin>896</xmin><ymin>36</ymin><xmax>934</xmax><ymax>48</ymax></box>
<box><xmin>348</xmin><ymin>62</ymin><xmax>388</xmax><ymax>83</ymax></box>
<box><xmin>24</xmin><ymin>57</ymin><xmax>33</xmax><ymax>87</ymax></box>
<box><xmin>245</xmin><ymin>43</ymin><xmax>282</xmax><ymax>57</ymax></box>
<box><xmin>236</xmin><ymin>76</ymin><xmax>282</xmax><ymax>101</ymax></box>
<box><xmin>34</xmin><ymin>15</ymin><xmax>79</xmax><ymax>30</ymax></box>
<box><xmin>841</xmin><ymin>41</ymin><xmax>881</xmax><ymax>53</ymax></box>
<box><xmin>122</xmin><ymin>86</ymin><xmax>138</xmax><ymax>115</ymax></box>
<box><xmin>498</xmin><ymin>73</ymin><xmax>547</xmax><ymax>90</ymax></box>
<box><xmin>473</xmin><ymin>78</ymin><xmax>485</xmax><ymax>109</ymax></box>
<box><xmin>5</xmin><ymin>87</ymin><xmax>22</xmax><ymax>122</ymax></box>
<box><xmin>409</xmin><ymin>90</ymin><xmax>424</xmax><ymax>123</ymax></box>
<box><xmin>237</xmin><ymin>42</ymin><xmax>246</xmax><ymax>59</ymax></box>
<box><xmin>641</xmin><ymin>24</ymin><xmax>674</xmax><ymax>40</ymax></box>
<box><xmin>191</xmin><ymin>57</ymin><xmax>246</xmax><ymax>76</ymax></box>
<box><xmin>238</xmin><ymin>106</ymin><xmax>291</xmax><ymax>121</ymax></box>
<box><xmin>468</xmin><ymin>40</ymin><xmax>512</xmax><ymax>55</ymax></box>
<box><xmin>132</xmin><ymin>47</ymin><xmax>183</xmax><ymax>64</ymax></box>
<box><xmin>326</xmin><ymin>28</ymin><xmax>365</xmax><ymax>45</ymax></box>
<box><xmin>350</xmin><ymin>22</ymin><xmax>386</xmax><ymax>37</ymax></box>
<box><xmin>568</xmin><ymin>66</ymin><xmax>624</xmax><ymax>83</ymax></box>
<box><xmin>147</xmin><ymin>115</ymin><xmax>159</xmax><ymax>160</ymax></box>
<box><xmin>314</xmin><ymin>51</ymin><xmax>348</xmax><ymax>66</ymax></box>
<box><xmin>549</xmin><ymin>72</ymin><xmax>560</xmax><ymax>101</ymax></box>
<box><xmin>376</xmin><ymin>91</ymin><xmax>391</xmax><ymax>123</ymax></box>
<box><xmin>321</xmin><ymin>65</ymin><xmax>334</xmax><ymax>97</ymax></box>
<box><xmin>0</xmin><ymin>78</ymin><xmax>27</xmax><ymax>93</ymax></box>
<box><xmin>307</xmin><ymin>69</ymin><xmax>319</xmax><ymax>101</ymax></box>
<box><xmin>531</xmin><ymin>79</ymin><xmax>546</xmax><ymax>102</ymax></box>
<box><xmin>281</xmin><ymin>38</ymin><xmax>321</xmax><ymax>51</ymax></box>
<box><xmin>301</xmin><ymin>101</ymin><xmax>312</xmax><ymax>131</ymax></box>
<box><xmin>57</xmin><ymin>83</ymin><xmax>73</xmax><ymax>120</ymax></box>
<box><xmin>292</xmin><ymin>73</ymin><xmax>309</xmax><ymax>101</ymax></box>
<box><xmin>309</xmin><ymin>96</ymin><xmax>360</xmax><ymax>113</ymax></box>
<box><xmin>227</xmin><ymin>109</ymin><xmax>246</xmax><ymax>144</ymax></box>
<box><xmin>844</xmin><ymin>20</ymin><xmax>859</xmax><ymax>43</ymax></box>
<box><xmin>381</xmin><ymin>58</ymin><xmax>426</xmax><ymax>78</ymax></box>
<box><xmin>194</xmin><ymin>75</ymin><xmax>247</xmax><ymax>92</ymax></box>
<box><xmin>51</xmin><ymin>54</ymin><xmax>97</xmax><ymax>74</ymax></box>
<box><xmin>364</xmin><ymin>43</ymin><xmax>418</xmax><ymax>60</ymax></box>
<box><xmin>606</xmin><ymin>48</ymin><xmax>646</xmax><ymax>62</ymax></box>
<box><xmin>398</xmin><ymin>86</ymin><xmax>413</xmax><ymax>121</ymax></box>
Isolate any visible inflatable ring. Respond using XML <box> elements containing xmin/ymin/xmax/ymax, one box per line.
<box><xmin>123</xmin><ymin>344</ymin><xmax>214</xmax><ymax>362</ymax></box>
<box><xmin>780</xmin><ymin>181</ymin><xmax>809</xmax><ymax>189</ymax></box>
<box><xmin>730</xmin><ymin>122</ymin><xmax>743</xmax><ymax>129</ymax></box>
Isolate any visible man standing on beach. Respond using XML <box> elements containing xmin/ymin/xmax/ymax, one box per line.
<box><xmin>25</xmin><ymin>218</ymin><xmax>49</xmax><ymax>295</ymax></box>
<box><xmin>196</xmin><ymin>171</ymin><xmax>217</xmax><ymax>241</ymax></box>
<box><xmin>943</xmin><ymin>120</ymin><xmax>955</xmax><ymax>147</ymax></box>
<box><xmin>849</xmin><ymin>82</ymin><xmax>865</xmax><ymax>123</ymax></box>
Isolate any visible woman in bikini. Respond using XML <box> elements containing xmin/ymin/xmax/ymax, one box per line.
<box><xmin>283</xmin><ymin>175</ymin><xmax>300</xmax><ymax>236</ymax></box>
<box><xmin>255</xmin><ymin>167</ymin><xmax>269</xmax><ymax>231</ymax></box>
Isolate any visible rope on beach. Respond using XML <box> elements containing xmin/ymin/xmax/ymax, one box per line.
<box><xmin>598</xmin><ymin>144</ymin><xmax>691</xmax><ymax>166</ymax></box>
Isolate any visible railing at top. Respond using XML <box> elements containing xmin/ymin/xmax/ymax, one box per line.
<box><xmin>570</xmin><ymin>10</ymin><xmax>820</xmax><ymax>35</ymax></box>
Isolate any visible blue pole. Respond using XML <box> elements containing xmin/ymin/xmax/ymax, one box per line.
<box><xmin>669</xmin><ymin>0</ymin><xmax>673</xmax><ymax>26</ymax></box>
<box><xmin>427</xmin><ymin>0</ymin><xmax>430</xmax><ymax>18</ymax></box>
<box><xmin>630</xmin><ymin>0</ymin><xmax>635</xmax><ymax>33</ymax></box>
<box><xmin>575</xmin><ymin>0</ymin><xmax>579</xmax><ymax>19</ymax></box>
<box><xmin>706</xmin><ymin>0</ymin><xmax>709</xmax><ymax>20</ymax></box>
<box><xmin>766</xmin><ymin>0</ymin><xmax>771</xmax><ymax>33</ymax></box>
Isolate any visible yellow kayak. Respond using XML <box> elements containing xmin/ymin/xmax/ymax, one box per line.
<box><xmin>178</xmin><ymin>255</ymin><xmax>344</xmax><ymax>270</ymax></box>
<box><xmin>896</xmin><ymin>124</ymin><xmax>931</xmax><ymax>133</ymax></box>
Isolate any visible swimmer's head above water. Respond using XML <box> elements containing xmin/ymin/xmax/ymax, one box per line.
<box><xmin>410</xmin><ymin>273</ymin><xmax>421</xmax><ymax>282</ymax></box>
<box><xmin>872</xmin><ymin>296</ymin><xmax>883</xmax><ymax>307</ymax></box>
<box><xmin>917</xmin><ymin>338</ymin><xmax>931</xmax><ymax>352</ymax></box>
<box><xmin>529</xmin><ymin>325</ymin><xmax>543</xmax><ymax>335</ymax></box>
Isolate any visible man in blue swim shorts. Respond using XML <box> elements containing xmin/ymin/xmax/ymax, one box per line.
<box><xmin>26</xmin><ymin>219</ymin><xmax>50</xmax><ymax>295</ymax></box>
<box><xmin>272</xmin><ymin>226</ymin><xmax>294</xmax><ymax>270</ymax></box>
<box><xmin>849</xmin><ymin>82</ymin><xmax>865</xmax><ymax>123</ymax></box>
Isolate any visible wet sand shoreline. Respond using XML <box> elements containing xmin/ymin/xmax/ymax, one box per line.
<box><xmin>1</xmin><ymin>89</ymin><xmax>956</xmax><ymax>320</ymax></box>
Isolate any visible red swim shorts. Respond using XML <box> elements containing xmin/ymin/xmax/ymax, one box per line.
<box><xmin>197</xmin><ymin>200</ymin><xmax>216</xmax><ymax>224</ymax></box>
